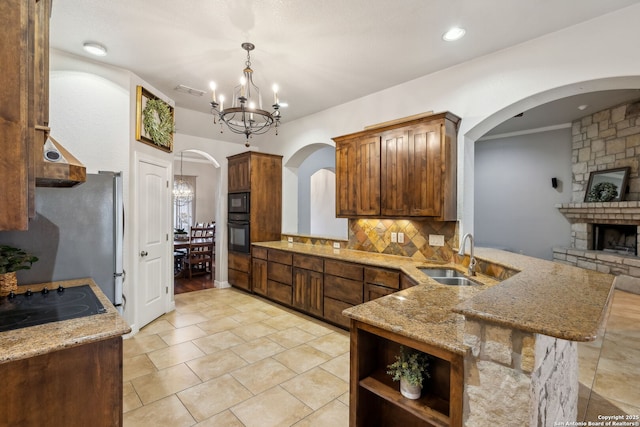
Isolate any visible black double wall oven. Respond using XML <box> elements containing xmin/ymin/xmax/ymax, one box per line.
<box><xmin>228</xmin><ymin>192</ymin><xmax>250</xmax><ymax>253</ymax></box>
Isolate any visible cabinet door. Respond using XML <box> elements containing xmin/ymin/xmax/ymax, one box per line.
<box><xmin>293</xmin><ymin>268</ymin><xmax>323</xmax><ymax>317</ymax></box>
<box><xmin>381</xmin><ymin>123</ymin><xmax>442</xmax><ymax>217</ymax></box>
<box><xmin>228</xmin><ymin>154</ymin><xmax>250</xmax><ymax>192</ymax></box>
<box><xmin>252</xmin><ymin>258</ymin><xmax>267</xmax><ymax>296</ymax></box>
<box><xmin>336</xmin><ymin>135</ymin><xmax>380</xmax><ymax>217</ymax></box>
<box><xmin>364</xmin><ymin>283</ymin><xmax>396</xmax><ymax>302</ymax></box>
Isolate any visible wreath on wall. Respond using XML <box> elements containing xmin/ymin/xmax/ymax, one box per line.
<box><xmin>586</xmin><ymin>182</ymin><xmax>618</xmax><ymax>202</ymax></box>
<box><xmin>142</xmin><ymin>98</ymin><xmax>174</xmax><ymax>148</ymax></box>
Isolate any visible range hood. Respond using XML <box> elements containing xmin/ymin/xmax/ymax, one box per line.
<box><xmin>35</xmin><ymin>131</ymin><xmax>86</xmax><ymax>187</ymax></box>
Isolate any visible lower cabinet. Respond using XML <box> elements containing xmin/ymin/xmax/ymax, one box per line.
<box><xmin>229</xmin><ymin>252</ymin><xmax>251</xmax><ymax>291</ymax></box>
<box><xmin>292</xmin><ymin>254</ymin><xmax>324</xmax><ymax>317</ymax></box>
<box><xmin>266</xmin><ymin>249</ymin><xmax>293</xmax><ymax>305</ymax></box>
<box><xmin>364</xmin><ymin>266</ymin><xmax>399</xmax><ymax>302</ymax></box>
<box><xmin>350</xmin><ymin>321</ymin><xmax>463</xmax><ymax>427</ymax></box>
<box><xmin>0</xmin><ymin>337</ymin><xmax>123</xmax><ymax>426</ymax></box>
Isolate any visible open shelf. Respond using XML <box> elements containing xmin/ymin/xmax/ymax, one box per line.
<box><xmin>359</xmin><ymin>375</ymin><xmax>450</xmax><ymax>427</ymax></box>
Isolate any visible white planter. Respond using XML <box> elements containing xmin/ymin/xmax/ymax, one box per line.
<box><xmin>400</xmin><ymin>377</ymin><xmax>422</xmax><ymax>400</ymax></box>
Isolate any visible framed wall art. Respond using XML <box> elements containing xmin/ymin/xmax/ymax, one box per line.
<box><xmin>135</xmin><ymin>86</ymin><xmax>174</xmax><ymax>152</ymax></box>
<box><xmin>584</xmin><ymin>167</ymin><xmax>630</xmax><ymax>202</ymax></box>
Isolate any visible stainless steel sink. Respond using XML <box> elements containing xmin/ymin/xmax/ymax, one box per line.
<box><xmin>419</xmin><ymin>268</ymin><xmax>465</xmax><ymax>278</ymax></box>
<box><xmin>419</xmin><ymin>267</ymin><xmax>479</xmax><ymax>286</ymax></box>
<box><xmin>431</xmin><ymin>277</ymin><xmax>479</xmax><ymax>286</ymax></box>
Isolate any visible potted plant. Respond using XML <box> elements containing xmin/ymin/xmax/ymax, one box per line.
<box><xmin>0</xmin><ymin>245</ymin><xmax>38</xmax><ymax>296</ymax></box>
<box><xmin>174</xmin><ymin>227</ymin><xmax>188</xmax><ymax>241</ymax></box>
<box><xmin>386</xmin><ymin>346</ymin><xmax>430</xmax><ymax>399</ymax></box>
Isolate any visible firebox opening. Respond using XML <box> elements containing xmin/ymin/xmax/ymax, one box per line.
<box><xmin>592</xmin><ymin>224</ymin><xmax>638</xmax><ymax>256</ymax></box>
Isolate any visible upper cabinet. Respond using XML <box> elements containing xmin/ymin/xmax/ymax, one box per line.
<box><xmin>0</xmin><ymin>0</ymin><xmax>37</xmax><ymax>230</ymax></box>
<box><xmin>333</xmin><ymin>112</ymin><xmax>460</xmax><ymax>221</ymax></box>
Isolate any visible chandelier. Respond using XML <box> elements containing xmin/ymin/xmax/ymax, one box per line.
<box><xmin>209</xmin><ymin>42</ymin><xmax>282</xmax><ymax>147</ymax></box>
<box><xmin>173</xmin><ymin>152</ymin><xmax>194</xmax><ymax>206</ymax></box>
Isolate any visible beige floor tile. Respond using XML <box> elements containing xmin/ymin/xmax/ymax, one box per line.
<box><xmin>320</xmin><ymin>352</ymin><xmax>350</xmax><ymax>382</ymax></box>
<box><xmin>296</xmin><ymin>320</ymin><xmax>334</xmax><ymax>337</ymax></box>
<box><xmin>231</xmin><ymin>336</ymin><xmax>286</xmax><ymax>363</ymax></box>
<box><xmin>281</xmin><ymin>367</ymin><xmax>349</xmax><ymax>410</ymax></box>
<box><xmin>293</xmin><ymin>399</ymin><xmax>350</xmax><ymax>427</ymax></box>
<box><xmin>177</xmin><ymin>374</ymin><xmax>253</xmax><ymax>422</ymax></box>
<box><xmin>231</xmin><ymin>358</ymin><xmax>297</xmax><ymax>394</ymax></box>
<box><xmin>187</xmin><ymin>349</ymin><xmax>248</xmax><ymax>382</ymax></box>
<box><xmin>261</xmin><ymin>313</ymin><xmax>308</xmax><ymax>330</ymax></box>
<box><xmin>124</xmin><ymin>354</ymin><xmax>157</xmax><ymax>382</ymax></box>
<box><xmin>164</xmin><ymin>312</ymin><xmax>210</xmax><ymax>328</ymax></box>
<box><xmin>307</xmin><ymin>332</ymin><xmax>350</xmax><ymax>357</ymax></box>
<box><xmin>123</xmin><ymin>394</ymin><xmax>195</xmax><ymax>427</ymax></box>
<box><xmin>135</xmin><ymin>319</ymin><xmax>176</xmax><ymax>337</ymax></box>
<box><xmin>231</xmin><ymin>301</ymin><xmax>273</xmax><ymax>313</ymax></box>
<box><xmin>196</xmin><ymin>316</ymin><xmax>242</xmax><ymax>333</ymax></box>
<box><xmin>193</xmin><ymin>330</ymin><xmax>246</xmax><ymax>354</ymax></box>
<box><xmin>123</xmin><ymin>334</ymin><xmax>168</xmax><ymax>358</ymax></box>
<box><xmin>230</xmin><ymin>310</ymin><xmax>273</xmax><ymax>324</ymax></box>
<box><xmin>592</xmin><ymin>356</ymin><xmax>640</xmax><ymax>408</ymax></box>
<box><xmin>273</xmin><ymin>344</ymin><xmax>332</xmax><ymax>374</ymax></box>
<box><xmin>231</xmin><ymin>386</ymin><xmax>313</xmax><ymax>427</ymax></box>
<box><xmin>174</xmin><ymin>300</ymin><xmax>211</xmax><ymax>314</ymax></box>
<box><xmin>194</xmin><ymin>410</ymin><xmax>245</xmax><ymax>427</ymax></box>
<box><xmin>198</xmin><ymin>306</ymin><xmax>243</xmax><ymax>320</ymax></box>
<box><xmin>257</xmin><ymin>303</ymin><xmax>290</xmax><ymax>317</ymax></box>
<box><xmin>584</xmin><ymin>391</ymin><xmax>640</xmax><ymax>420</ymax></box>
<box><xmin>147</xmin><ymin>341</ymin><xmax>206</xmax><ymax>370</ymax></box>
<box><xmin>131</xmin><ymin>363</ymin><xmax>202</xmax><ymax>404</ymax></box>
<box><xmin>123</xmin><ymin>381</ymin><xmax>142</xmax><ymax>413</ymax></box>
<box><xmin>338</xmin><ymin>391</ymin><xmax>350</xmax><ymax>406</ymax></box>
<box><xmin>268</xmin><ymin>327</ymin><xmax>318</xmax><ymax>348</ymax></box>
<box><xmin>159</xmin><ymin>324</ymin><xmax>208</xmax><ymax>346</ymax></box>
<box><xmin>232</xmin><ymin>322</ymin><xmax>279</xmax><ymax>341</ymax></box>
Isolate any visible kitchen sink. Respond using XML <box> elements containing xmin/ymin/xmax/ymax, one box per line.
<box><xmin>419</xmin><ymin>267</ymin><xmax>479</xmax><ymax>286</ymax></box>
<box><xmin>419</xmin><ymin>268</ymin><xmax>465</xmax><ymax>278</ymax></box>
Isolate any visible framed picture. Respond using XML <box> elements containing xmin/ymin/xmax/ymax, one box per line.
<box><xmin>135</xmin><ymin>86</ymin><xmax>174</xmax><ymax>152</ymax></box>
<box><xmin>584</xmin><ymin>167</ymin><xmax>630</xmax><ymax>202</ymax></box>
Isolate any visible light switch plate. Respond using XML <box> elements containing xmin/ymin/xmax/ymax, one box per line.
<box><xmin>391</xmin><ymin>232</ymin><xmax>397</xmax><ymax>243</ymax></box>
<box><xmin>333</xmin><ymin>242</ymin><xmax>340</xmax><ymax>249</ymax></box>
<box><xmin>287</xmin><ymin>237</ymin><xmax>293</xmax><ymax>243</ymax></box>
<box><xmin>398</xmin><ymin>232</ymin><xmax>405</xmax><ymax>244</ymax></box>
<box><xmin>429</xmin><ymin>234</ymin><xmax>445</xmax><ymax>246</ymax></box>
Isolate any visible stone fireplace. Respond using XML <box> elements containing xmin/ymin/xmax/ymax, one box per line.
<box><xmin>553</xmin><ymin>98</ymin><xmax>640</xmax><ymax>294</ymax></box>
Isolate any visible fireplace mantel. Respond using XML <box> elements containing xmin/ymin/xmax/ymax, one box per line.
<box><xmin>556</xmin><ymin>201</ymin><xmax>640</xmax><ymax>224</ymax></box>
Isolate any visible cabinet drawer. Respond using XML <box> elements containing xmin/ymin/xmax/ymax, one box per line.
<box><xmin>268</xmin><ymin>249</ymin><xmax>292</xmax><ymax>265</ymax></box>
<box><xmin>268</xmin><ymin>280</ymin><xmax>292</xmax><ymax>305</ymax></box>
<box><xmin>324</xmin><ymin>274</ymin><xmax>363</xmax><ymax>305</ymax></box>
<box><xmin>229</xmin><ymin>252</ymin><xmax>251</xmax><ymax>271</ymax></box>
<box><xmin>401</xmin><ymin>274</ymin><xmax>418</xmax><ymax>289</ymax></box>
<box><xmin>252</xmin><ymin>246</ymin><xmax>268</xmax><ymax>260</ymax></box>
<box><xmin>229</xmin><ymin>268</ymin><xmax>250</xmax><ymax>291</ymax></box>
<box><xmin>324</xmin><ymin>297</ymin><xmax>352</xmax><ymax>329</ymax></box>
<box><xmin>364</xmin><ymin>267</ymin><xmax>400</xmax><ymax>289</ymax></box>
<box><xmin>365</xmin><ymin>283</ymin><xmax>397</xmax><ymax>302</ymax></box>
<box><xmin>267</xmin><ymin>261</ymin><xmax>292</xmax><ymax>285</ymax></box>
<box><xmin>293</xmin><ymin>254</ymin><xmax>323</xmax><ymax>272</ymax></box>
<box><xmin>324</xmin><ymin>260</ymin><xmax>363</xmax><ymax>281</ymax></box>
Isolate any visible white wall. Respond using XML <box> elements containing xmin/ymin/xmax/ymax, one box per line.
<box><xmin>474</xmin><ymin>128</ymin><xmax>572</xmax><ymax>259</ymax></box>
<box><xmin>310</xmin><ymin>169</ymin><xmax>348</xmax><ymax>238</ymax></box>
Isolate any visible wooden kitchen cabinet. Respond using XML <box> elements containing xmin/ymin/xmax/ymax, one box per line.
<box><xmin>364</xmin><ymin>266</ymin><xmax>400</xmax><ymax>302</ymax></box>
<box><xmin>333</xmin><ymin>112</ymin><xmax>460</xmax><ymax>220</ymax></box>
<box><xmin>0</xmin><ymin>0</ymin><xmax>36</xmax><ymax>230</ymax></box>
<box><xmin>324</xmin><ymin>259</ymin><xmax>364</xmax><ymax>328</ymax></box>
<box><xmin>228</xmin><ymin>252</ymin><xmax>251</xmax><ymax>291</ymax></box>
<box><xmin>266</xmin><ymin>249</ymin><xmax>293</xmax><ymax>305</ymax></box>
<box><xmin>251</xmin><ymin>246</ymin><xmax>268</xmax><ymax>296</ymax></box>
<box><xmin>228</xmin><ymin>153</ymin><xmax>251</xmax><ymax>193</ymax></box>
<box><xmin>292</xmin><ymin>254</ymin><xmax>324</xmax><ymax>317</ymax></box>
<box><xmin>351</xmin><ymin>321</ymin><xmax>463</xmax><ymax>427</ymax></box>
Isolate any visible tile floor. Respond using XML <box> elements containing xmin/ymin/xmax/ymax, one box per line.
<box><xmin>123</xmin><ymin>288</ymin><xmax>640</xmax><ymax>426</ymax></box>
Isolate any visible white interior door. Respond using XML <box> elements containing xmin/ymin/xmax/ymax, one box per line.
<box><xmin>137</xmin><ymin>157</ymin><xmax>170</xmax><ymax>328</ymax></box>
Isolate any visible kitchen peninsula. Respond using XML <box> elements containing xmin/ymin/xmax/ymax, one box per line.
<box><xmin>251</xmin><ymin>241</ymin><xmax>615</xmax><ymax>426</ymax></box>
<box><xmin>0</xmin><ymin>278</ymin><xmax>131</xmax><ymax>427</ymax></box>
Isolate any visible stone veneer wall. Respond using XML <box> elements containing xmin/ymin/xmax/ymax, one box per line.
<box><xmin>571</xmin><ymin>98</ymin><xmax>640</xmax><ymax>202</ymax></box>
<box><xmin>464</xmin><ymin>320</ymin><xmax>578</xmax><ymax>426</ymax></box>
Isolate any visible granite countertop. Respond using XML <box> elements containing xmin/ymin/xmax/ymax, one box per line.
<box><xmin>254</xmin><ymin>241</ymin><xmax>615</xmax><ymax>355</ymax></box>
<box><xmin>0</xmin><ymin>278</ymin><xmax>131</xmax><ymax>364</ymax></box>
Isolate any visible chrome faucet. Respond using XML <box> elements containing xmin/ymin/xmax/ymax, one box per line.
<box><xmin>458</xmin><ymin>233</ymin><xmax>477</xmax><ymax>276</ymax></box>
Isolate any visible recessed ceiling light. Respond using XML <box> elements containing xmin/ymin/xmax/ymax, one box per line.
<box><xmin>83</xmin><ymin>42</ymin><xmax>107</xmax><ymax>56</ymax></box>
<box><xmin>578</xmin><ymin>104</ymin><xmax>589</xmax><ymax>111</ymax></box>
<box><xmin>442</xmin><ymin>27</ymin><xmax>466</xmax><ymax>42</ymax></box>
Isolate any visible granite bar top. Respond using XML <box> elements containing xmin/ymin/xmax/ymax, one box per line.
<box><xmin>0</xmin><ymin>278</ymin><xmax>131</xmax><ymax>364</ymax></box>
<box><xmin>253</xmin><ymin>241</ymin><xmax>615</xmax><ymax>354</ymax></box>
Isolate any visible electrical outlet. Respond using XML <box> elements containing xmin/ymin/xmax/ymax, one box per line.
<box><xmin>398</xmin><ymin>232</ymin><xmax>405</xmax><ymax>244</ymax></box>
<box><xmin>391</xmin><ymin>232</ymin><xmax>397</xmax><ymax>243</ymax></box>
<box><xmin>429</xmin><ymin>234</ymin><xmax>445</xmax><ymax>246</ymax></box>
<box><xmin>333</xmin><ymin>242</ymin><xmax>340</xmax><ymax>249</ymax></box>
<box><xmin>287</xmin><ymin>237</ymin><xmax>293</xmax><ymax>243</ymax></box>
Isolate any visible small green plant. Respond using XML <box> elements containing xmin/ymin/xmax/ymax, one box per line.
<box><xmin>0</xmin><ymin>245</ymin><xmax>38</xmax><ymax>274</ymax></box>
<box><xmin>386</xmin><ymin>346</ymin><xmax>430</xmax><ymax>387</ymax></box>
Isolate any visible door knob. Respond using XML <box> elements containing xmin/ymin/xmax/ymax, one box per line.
<box><xmin>140</xmin><ymin>251</ymin><xmax>148</xmax><ymax>257</ymax></box>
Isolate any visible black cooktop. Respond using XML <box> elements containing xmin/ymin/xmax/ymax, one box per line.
<box><xmin>0</xmin><ymin>284</ymin><xmax>107</xmax><ymax>333</ymax></box>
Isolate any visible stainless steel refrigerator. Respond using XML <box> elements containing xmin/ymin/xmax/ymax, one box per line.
<box><xmin>0</xmin><ymin>172</ymin><xmax>125</xmax><ymax>308</ymax></box>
